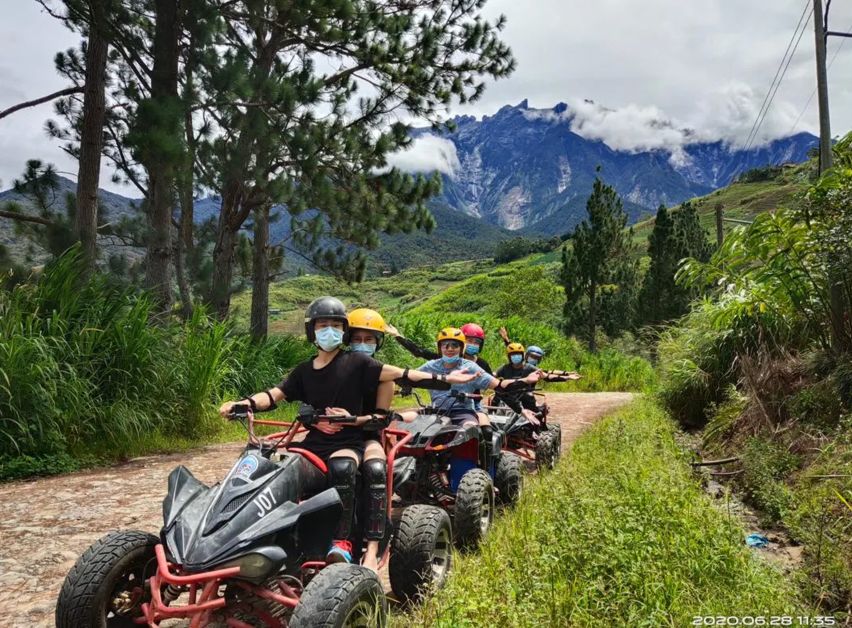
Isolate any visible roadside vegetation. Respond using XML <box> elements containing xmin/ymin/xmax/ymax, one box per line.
<box><xmin>655</xmin><ymin>137</ymin><xmax>852</xmax><ymax>615</ymax></box>
<box><xmin>398</xmin><ymin>400</ymin><xmax>808</xmax><ymax>627</ymax></box>
<box><xmin>0</xmin><ymin>250</ymin><xmax>311</xmax><ymax>480</ymax></box>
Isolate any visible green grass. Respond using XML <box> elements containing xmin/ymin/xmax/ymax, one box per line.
<box><xmin>399</xmin><ymin>399</ymin><xmax>809</xmax><ymax>627</ymax></box>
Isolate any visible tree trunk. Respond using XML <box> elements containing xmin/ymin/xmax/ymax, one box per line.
<box><xmin>250</xmin><ymin>204</ymin><xmax>270</xmax><ymax>341</ymax></box>
<box><xmin>174</xmin><ymin>234</ymin><xmax>193</xmax><ymax>320</ymax></box>
<box><xmin>588</xmin><ymin>280</ymin><xmax>597</xmax><ymax>353</ymax></box>
<box><xmin>74</xmin><ymin>2</ymin><xmax>109</xmax><ymax>275</ymax></box>
<box><xmin>143</xmin><ymin>0</ymin><xmax>180</xmax><ymax>312</ymax></box>
<box><xmin>211</xmin><ymin>201</ymin><xmax>238</xmax><ymax>320</ymax></box>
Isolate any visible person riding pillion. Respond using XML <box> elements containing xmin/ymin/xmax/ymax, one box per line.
<box><xmin>219</xmin><ymin>297</ymin><xmax>475</xmax><ymax>571</ymax></box>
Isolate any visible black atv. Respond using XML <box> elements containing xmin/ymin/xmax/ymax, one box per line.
<box><xmin>55</xmin><ymin>404</ymin><xmax>452</xmax><ymax>626</ymax></box>
<box><xmin>390</xmin><ymin>390</ymin><xmax>524</xmax><ymax>552</ymax></box>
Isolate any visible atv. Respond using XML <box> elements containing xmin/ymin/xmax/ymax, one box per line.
<box><xmin>55</xmin><ymin>403</ymin><xmax>453</xmax><ymax>626</ymax></box>
<box><xmin>389</xmin><ymin>390</ymin><xmax>524</xmax><ymax>551</ymax></box>
<box><xmin>487</xmin><ymin>378</ymin><xmax>567</xmax><ymax>471</ymax></box>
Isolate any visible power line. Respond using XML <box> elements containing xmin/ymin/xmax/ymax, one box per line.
<box><xmin>743</xmin><ymin>0</ymin><xmax>811</xmax><ymax>150</ymax></box>
<box><xmin>745</xmin><ymin>5</ymin><xmax>813</xmax><ymax>151</ymax></box>
<box><xmin>789</xmin><ymin>22</ymin><xmax>852</xmax><ymax>134</ymax></box>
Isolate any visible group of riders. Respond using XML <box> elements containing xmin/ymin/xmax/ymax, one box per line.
<box><xmin>219</xmin><ymin>296</ymin><xmax>579</xmax><ymax>573</ymax></box>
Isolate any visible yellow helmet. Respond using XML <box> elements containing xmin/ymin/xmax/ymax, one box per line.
<box><xmin>506</xmin><ymin>342</ymin><xmax>525</xmax><ymax>356</ymax></box>
<box><xmin>347</xmin><ymin>308</ymin><xmax>386</xmax><ymax>349</ymax></box>
<box><xmin>436</xmin><ymin>327</ymin><xmax>465</xmax><ymax>348</ymax></box>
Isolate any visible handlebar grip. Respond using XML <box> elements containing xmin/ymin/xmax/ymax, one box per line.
<box><xmin>228</xmin><ymin>403</ymin><xmax>250</xmax><ymax>420</ymax></box>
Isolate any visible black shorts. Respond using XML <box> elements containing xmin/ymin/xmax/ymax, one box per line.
<box><xmin>297</xmin><ymin>432</ymin><xmax>378</xmax><ymax>462</ymax></box>
<box><xmin>447</xmin><ymin>409</ymin><xmax>479</xmax><ymax>426</ymax></box>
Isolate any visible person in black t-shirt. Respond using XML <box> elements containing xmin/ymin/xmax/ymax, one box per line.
<box><xmin>219</xmin><ymin>296</ymin><xmax>475</xmax><ymax>572</ymax></box>
<box><xmin>494</xmin><ymin>342</ymin><xmax>541</xmax><ymax>420</ymax></box>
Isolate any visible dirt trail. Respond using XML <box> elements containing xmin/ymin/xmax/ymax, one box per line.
<box><xmin>0</xmin><ymin>392</ymin><xmax>633</xmax><ymax>627</ymax></box>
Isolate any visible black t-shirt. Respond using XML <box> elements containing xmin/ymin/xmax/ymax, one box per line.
<box><xmin>496</xmin><ymin>363</ymin><xmax>535</xmax><ymax>380</ymax></box>
<box><xmin>475</xmin><ymin>357</ymin><xmax>493</xmax><ymax>375</ymax></box>
<box><xmin>277</xmin><ymin>351</ymin><xmax>384</xmax><ymax>447</ymax></box>
<box><xmin>494</xmin><ymin>363</ymin><xmax>537</xmax><ymax>412</ymax></box>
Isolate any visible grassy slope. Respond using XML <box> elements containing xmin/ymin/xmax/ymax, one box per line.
<box><xmin>631</xmin><ymin>164</ymin><xmax>810</xmax><ymax>245</ymax></box>
<box><xmin>399</xmin><ymin>399</ymin><xmax>808</xmax><ymax>627</ymax></box>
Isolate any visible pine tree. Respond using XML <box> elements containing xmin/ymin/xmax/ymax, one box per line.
<box><xmin>198</xmin><ymin>0</ymin><xmax>515</xmax><ymax>320</ymax></box>
<box><xmin>637</xmin><ymin>204</ymin><xmax>676</xmax><ymax>324</ymax></box>
<box><xmin>637</xmin><ymin>201</ymin><xmax>713</xmax><ymax>326</ymax></box>
<box><xmin>560</xmin><ymin>178</ymin><xmax>636</xmax><ymax>351</ymax></box>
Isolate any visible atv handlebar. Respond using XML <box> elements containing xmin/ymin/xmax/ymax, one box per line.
<box><xmin>450</xmin><ymin>390</ymin><xmax>481</xmax><ymax>400</ymax></box>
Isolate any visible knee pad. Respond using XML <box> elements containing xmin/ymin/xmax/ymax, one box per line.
<box><xmin>328</xmin><ymin>457</ymin><xmax>358</xmax><ymax>539</ymax></box>
<box><xmin>361</xmin><ymin>458</ymin><xmax>387</xmax><ymax>540</ymax></box>
<box><xmin>362</xmin><ymin>458</ymin><xmax>387</xmax><ymax>486</ymax></box>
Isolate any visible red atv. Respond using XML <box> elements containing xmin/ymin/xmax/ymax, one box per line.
<box><xmin>390</xmin><ymin>390</ymin><xmax>524</xmax><ymax>551</ymax></box>
<box><xmin>55</xmin><ymin>404</ymin><xmax>452</xmax><ymax>626</ymax></box>
<box><xmin>487</xmin><ymin>376</ymin><xmax>569</xmax><ymax>470</ymax></box>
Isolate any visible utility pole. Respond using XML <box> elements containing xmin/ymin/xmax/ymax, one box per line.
<box><xmin>813</xmin><ymin>0</ymin><xmax>833</xmax><ymax>174</ymax></box>
<box><xmin>813</xmin><ymin>0</ymin><xmax>847</xmax><ymax>352</ymax></box>
<box><xmin>715</xmin><ymin>203</ymin><xmax>724</xmax><ymax>246</ymax></box>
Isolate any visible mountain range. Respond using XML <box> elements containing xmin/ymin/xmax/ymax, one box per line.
<box><xmin>413</xmin><ymin>100</ymin><xmax>817</xmax><ymax>235</ymax></box>
<box><xmin>0</xmin><ymin>99</ymin><xmax>819</xmax><ymax>270</ymax></box>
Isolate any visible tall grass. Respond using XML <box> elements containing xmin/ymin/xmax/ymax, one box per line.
<box><xmin>0</xmin><ymin>250</ymin><xmax>311</xmax><ymax>477</ymax></box>
<box><xmin>400</xmin><ymin>400</ymin><xmax>807</xmax><ymax>627</ymax></box>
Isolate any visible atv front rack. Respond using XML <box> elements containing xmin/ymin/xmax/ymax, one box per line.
<box><xmin>140</xmin><ymin>544</ymin><xmax>303</xmax><ymax>627</ymax></box>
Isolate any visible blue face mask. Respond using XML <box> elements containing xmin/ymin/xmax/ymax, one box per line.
<box><xmin>510</xmin><ymin>354</ymin><xmax>523</xmax><ymax>365</ymax></box>
<box><xmin>315</xmin><ymin>326</ymin><xmax>344</xmax><ymax>352</ymax></box>
<box><xmin>351</xmin><ymin>342</ymin><xmax>376</xmax><ymax>355</ymax></box>
<box><xmin>527</xmin><ymin>357</ymin><xmax>540</xmax><ymax>366</ymax></box>
<box><xmin>464</xmin><ymin>344</ymin><xmax>480</xmax><ymax>356</ymax></box>
<box><xmin>442</xmin><ymin>355</ymin><xmax>462</xmax><ymax>367</ymax></box>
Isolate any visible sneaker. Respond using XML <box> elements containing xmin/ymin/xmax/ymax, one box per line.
<box><xmin>325</xmin><ymin>540</ymin><xmax>353</xmax><ymax>564</ymax></box>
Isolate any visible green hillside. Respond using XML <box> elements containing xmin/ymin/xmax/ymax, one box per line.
<box><xmin>632</xmin><ymin>162</ymin><xmax>811</xmax><ymax>245</ymax></box>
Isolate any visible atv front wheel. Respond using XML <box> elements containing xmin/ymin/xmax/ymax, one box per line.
<box><xmin>535</xmin><ymin>431</ymin><xmax>556</xmax><ymax>471</ymax></box>
<box><xmin>55</xmin><ymin>529</ymin><xmax>158</xmax><ymax>628</ymax></box>
<box><xmin>453</xmin><ymin>468</ymin><xmax>494</xmax><ymax>549</ymax></box>
<box><xmin>494</xmin><ymin>452</ymin><xmax>524</xmax><ymax>506</ymax></box>
<box><xmin>290</xmin><ymin>563</ymin><xmax>387</xmax><ymax>627</ymax></box>
<box><xmin>389</xmin><ymin>504</ymin><xmax>453</xmax><ymax>603</ymax></box>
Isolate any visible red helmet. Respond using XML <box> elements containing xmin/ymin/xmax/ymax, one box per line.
<box><xmin>460</xmin><ymin>323</ymin><xmax>485</xmax><ymax>343</ymax></box>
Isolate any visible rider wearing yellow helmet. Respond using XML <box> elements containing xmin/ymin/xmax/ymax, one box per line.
<box><xmin>347</xmin><ymin>308</ymin><xmax>387</xmax><ymax>356</ymax></box>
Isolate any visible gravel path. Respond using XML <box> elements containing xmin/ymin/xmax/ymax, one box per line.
<box><xmin>0</xmin><ymin>392</ymin><xmax>634</xmax><ymax>627</ymax></box>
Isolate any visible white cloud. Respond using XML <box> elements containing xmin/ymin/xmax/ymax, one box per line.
<box><xmin>384</xmin><ymin>134</ymin><xmax>461</xmax><ymax>177</ymax></box>
<box><xmin>567</xmin><ymin>99</ymin><xmax>690</xmax><ymax>153</ymax></box>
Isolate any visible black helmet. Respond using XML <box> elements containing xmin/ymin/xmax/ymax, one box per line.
<box><xmin>304</xmin><ymin>296</ymin><xmax>349</xmax><ymax>342</ymax></box>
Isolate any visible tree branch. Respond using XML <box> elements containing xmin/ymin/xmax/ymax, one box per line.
<box><xmin>0</xmin><ymin>209</ymin><xmax>54</xmax><ymax>226</ymax></box>
<box><xmin>0</xmin><ymin>87</ymin><xmax>84</xmax><ymax>121</ymax></box>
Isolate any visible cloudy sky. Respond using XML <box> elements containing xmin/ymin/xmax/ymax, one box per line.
<box><xmin>2</xmin><ymin>0</ymin><xmax>852</xmax><ymax>193</ymax></box>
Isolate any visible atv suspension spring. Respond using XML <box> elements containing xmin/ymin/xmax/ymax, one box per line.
<box><xmin>429</xmin><ymin>472</ymin><xmax>453</xmax><ymax>497</ymax></box>
<box><xmin>162</xmin><ymin>584</ymin><xmax>183</xmax><ymax>604</ymax></box>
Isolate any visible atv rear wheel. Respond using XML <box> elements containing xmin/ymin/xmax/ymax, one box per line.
<box><xmin>547</xmin><ymin>423</ymin><xmax>563</xmax><ymax>457</ymax></box>
<box><xmin>55</xmin><ymin>529</ymin><xmax>158</xmax><ymax>628</ymax></box>
<box><xmin>389</xmin><ymin>504</ymin><xmax>452</xmax><ymax>603</ymax></box>
<box><xmin>535</xmin><ymin>431</ymin><xmax>556</xmax><ymax>471</ymax></box>
<box><xmin>494</xmin><ymin>452</ymin><xmax>524</xmax><ymax>506</ymax></box>
<box><xmin>453</xmin><ymin>469</ymin><xmax>494</xmax><ymax>549</ymax></box>
<box><xmin>290</xmin><ymin>563</ymin><xmax>386</xmax><ymax>628</ymax></box>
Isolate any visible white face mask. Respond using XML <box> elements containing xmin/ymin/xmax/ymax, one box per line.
<box><xmin>315</xmin><ymin>326</ymin><xmax>344</xmax><ymax>351</ymax></box>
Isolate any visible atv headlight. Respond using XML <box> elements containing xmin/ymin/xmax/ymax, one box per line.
<box><xmin>221</xmin><ymin>553</ymin><xmax>274</xmax><ymax>579</ymax></box>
